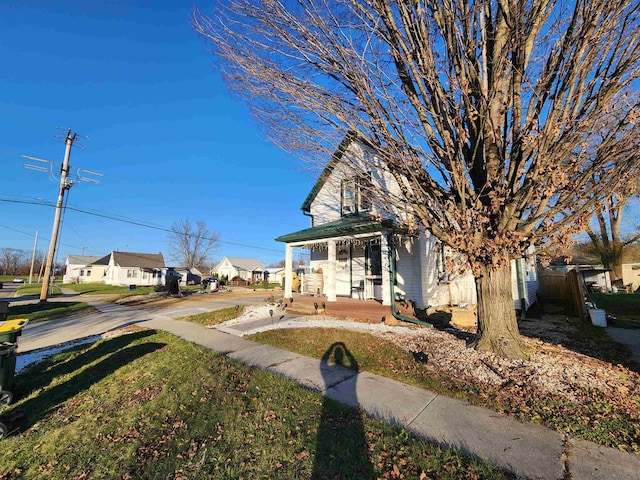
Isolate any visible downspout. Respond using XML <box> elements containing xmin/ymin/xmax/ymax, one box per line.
<box><xmin>303</xmin><ymin>210</ymin><xmax>314</xmax><ymax>226</ymax></box>
<box><xmin>386</xmin><ymin>233</ymin><xmax>432</xmax><ymax>327</ymax></box>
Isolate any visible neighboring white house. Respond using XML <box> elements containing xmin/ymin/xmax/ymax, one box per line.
<box><xmin>104</xmin><ymin>251</ymin><xmax>166</xmax><ymax>286</ymax></box>
<box><xmin>173</xmin><ymin>266</ymin><xmax>204</xmax><ymax>285</ymax></box>
<box><xmin>276</xmin><ymin>134</ymin><xmax>538</xmax><ymax>312</ymax></box>
<box><xmin>211</xmin><ymin>257</ymin><xmax>264</xmax><ymax>284</ymax></box>
<box><xmin>63</xmin><ymin>255</ymin><xmax>109</xmax><ymax>284</ymax></box>
<box><xmin>622</xmin><ymin>263</ymin><xmax>640</xmax><ymax>292</ymax></box>
<box><xmin>547</xmin><ymin>256</ymin><xmax>613</xmax><ymax>292</ymax></box>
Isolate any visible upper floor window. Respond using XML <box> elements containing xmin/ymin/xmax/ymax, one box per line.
<box><xmin>341</xmin><ymin>172</ymin><xmax>372</xmax><ymax>216</ymax></box>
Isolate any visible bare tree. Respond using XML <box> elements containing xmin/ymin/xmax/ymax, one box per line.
<box><xmin>575</xmin><ymin>97</ymin><xmax>640</xmax><ymax>284</ymax></box>
<box><xmin>194</xmin><ymin>0</ymin><xmax>640</xmax><ymax>358</ymax></box>
<box><xmin>585</xmin><ymin>185</ymin><xmax>640</xmax><ymax>284</ymax></box>
<box><xmin>168</xmin><ymin>220</ymin><xmax>220</xmax><ymax>269</ymax></box>
<box><xmin>0</xmin><ymin>248</ymin><xmax>29</xmax><ymax>276</ymax></box>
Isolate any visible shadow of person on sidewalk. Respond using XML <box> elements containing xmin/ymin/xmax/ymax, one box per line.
<box><xmin>312</xmin><ymin>342</ymin><xmax>373</xmax><ymax>479</ymax></box>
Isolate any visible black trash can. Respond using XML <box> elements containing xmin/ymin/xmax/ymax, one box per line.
<box><xmin>0</xmin><ymin>342</ymin><xmax>17</xmax><ymax>406</ymax></box>
<box><xmin>0</xmin><ymin>301</ymin><xmax>9</xmax><ymax>322</ymax></box>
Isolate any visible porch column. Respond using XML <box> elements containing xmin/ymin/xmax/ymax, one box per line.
<box><xmin>326</xmin><ymin>240</ymin><xmax>337</xmax><ymax>302</ymax></box>
<box><xmin>380</xmin><ymin>233</ymin><xmax>392</xmax><ymax>306</ymax></box>
<box><xmin>284</xmin><ymin>244</ymin><xmax>293</xmax><ymax>298</ymax></box>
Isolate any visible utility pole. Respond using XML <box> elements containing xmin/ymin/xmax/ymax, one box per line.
<box><xmin>40</xmin><ymin>130</ymin><xmax>76</xmax><ymax>302</ymax></box>
<box><xmin>28</xmin><ymin>230</ymin><xmax>38</xmax><ymax>284</ymax></box>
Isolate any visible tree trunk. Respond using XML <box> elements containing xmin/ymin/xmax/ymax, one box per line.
<box><xmin>601</xmin><ymin>242</ymin><xmax>624</xmax><ymax>284</ymax></box>
<box><xmin>474</xmin><ymin>262</ymin><xmax>528</xmax><ymax>359</ymax></box>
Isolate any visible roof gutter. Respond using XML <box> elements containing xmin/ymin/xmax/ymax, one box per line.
<box><xmin>302</xmin><ymin>209</ymin><xmax>314</xmax><ymax>227</ymax></box>
<box><xmin>386</xmin><ymin>233</ymin><xmax>432</xmax><ymax>327</ymax></box>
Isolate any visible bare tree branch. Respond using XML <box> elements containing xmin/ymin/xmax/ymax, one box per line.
<box><xmin>194</xmin><ymin>0</ymin><xmax>640</xmax><ymax>357</ymax></box>
<box><xmin>168</xmin><ymin>219</ymin><xmax>220</xmax><ymax>269</ymax></box>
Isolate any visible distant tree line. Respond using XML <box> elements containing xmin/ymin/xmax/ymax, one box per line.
<box><xmin>0</xmin><ymin>247</ymin><xmax>35</xmax><ymax>276</ymax></box>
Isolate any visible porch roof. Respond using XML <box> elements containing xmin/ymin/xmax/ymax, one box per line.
<box><xmin>275</xmin><ymin>215</ymin><xmax>398</xmax><ymax>243</ymax></box>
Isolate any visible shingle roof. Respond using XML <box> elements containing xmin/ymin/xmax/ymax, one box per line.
<box><xmin>66</xmin><ymin>255</ymin><xmax>103</xmax><ymax>265</ymax></box>
<box><xmin>92</xmin><ymin>254</ymin><xmax>111</xmax><ymax>266</ymax></box>
<box><xmin>111</xmin><ymin>252</ymin><xmax>165</xmax><ymax>269</ymax></box>
<box><xmin>217</xmin><ymin>257</ymin><xmax>263</xmax><ymax>272</ymax></box>
<box><xmin>275</xmin><ymin>215</ymin><xmax>399</xmax><ymax>243</ymax></box>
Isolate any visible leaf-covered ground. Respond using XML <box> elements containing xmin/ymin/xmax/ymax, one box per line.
<box><xmin>248</xmin><ymin>313</ymin><xmax>640</xmax><ymax>453</ymax></box>
<box><xmin>0</xmin><ymin>327</ymin><xmax>514</xmax><ymax>479</ymax></box>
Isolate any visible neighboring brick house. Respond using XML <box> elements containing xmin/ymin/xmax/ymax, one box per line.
<box><xmin>276</xmin><ymin>134</ymin><xmax>538</xmax><ymax>312</ymax></box>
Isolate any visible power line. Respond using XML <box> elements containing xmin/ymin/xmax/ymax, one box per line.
<box><xmin>0</xmin><ymin>223</ymin><xmax>101</xmax><ymax>254</ymax></box>
<box><xmin>0</xmin><ymin>197</ymin><xmax>285</xmax><ymax>254</ymax></box>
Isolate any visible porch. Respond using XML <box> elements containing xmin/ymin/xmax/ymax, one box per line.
<box><xmin>276</xmin><ymin>216</ymin><xmax>399</xmax><ymax>306</ymax></box>
<box><xmin>284</xmin><ymin>292</ymin><xmax>419</xmax><ymax>325</ymax></box>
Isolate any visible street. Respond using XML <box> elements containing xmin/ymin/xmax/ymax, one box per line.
<box><xmin>14</xmin><ymin>289</ymin><xmax>272</xmax><ymax>353</ymax></box>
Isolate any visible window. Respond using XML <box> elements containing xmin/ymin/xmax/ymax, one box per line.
<box><xmin>143</xmin><ymin>272</ymin><xmax>148</xmax><ymax>280</ymax></box>
<box><xmin>80</xmin><ymin>270</ymin><xmax>84</xmax><ymax>276</ymax></box>
<box><xmin>341</xmin><ymin>172</ymin><xmax>372</xmax><ymax>216</ymax></box>
<box><xmin>127</xmin><ymin>269</ymin><xmax>132</xmax><ymax>278</ymax></box>
<box><xmin>133</xmin><ymin>270</ymin><xmax>138</xmax><ymax>278</ymax></box>
<box><xmin>341</xmin><ymin>179</ymin><xmax>356</xmax><ymax>215</ymax></box>
<box><xmin>86</xmin><ymin>270</ymin><xmax>91</xmax><ymax>276</ymax></box>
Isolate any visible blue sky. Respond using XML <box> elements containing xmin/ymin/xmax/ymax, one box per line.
<box><xmin>0</xmin><ymin>1</ymin><xmax>317</xmax><ymax>268</ymax></box>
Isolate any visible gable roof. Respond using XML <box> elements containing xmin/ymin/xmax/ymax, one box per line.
<box><xmin>66</xmin><ymin>255</ymin><xmax>103</xmax><ymax>266</ymax></box>
<box><xmin>91</xmin><ymin>254</ymin><xmax>111</xmax><ymax>266</ymax></box>
<box><xmin>111</xmin><ymin>251</ymin><xmax>165</xmax><ymax>269</ymax></box>
<box><xmin>301</xmin><ymin>132</ymin><xmax>361</xmax><ymax>213</ymax></box>
<box><xmin>216</xmin><ymin>257</ymin><xmax>263</xmax><ymax>272</ymax></box>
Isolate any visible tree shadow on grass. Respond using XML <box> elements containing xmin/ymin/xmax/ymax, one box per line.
<box><xmin>312</xmin><ymin>342</ymin><xmax>373</xmax><ymax>479</ymax></box>
<box><xmin>1</xmin><ymin>330</ymin><xmax>164</xmax><ymax>435</ymax></box>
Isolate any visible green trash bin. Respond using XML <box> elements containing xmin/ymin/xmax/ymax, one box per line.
<box><xmin>0</xmin><ymin>318</ymin><xmax>29</xmax><ymax>346</ymax></box>
<box><xmin>0</xmin><ymin>342</ymin><xmax>17</xmax><ymax>406</ymax></box>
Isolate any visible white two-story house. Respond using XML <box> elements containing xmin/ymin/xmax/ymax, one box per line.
<box><xmin>276</xmin><ymin>135</ymin><xmax>538</xmax><ymax>314</ymax></box>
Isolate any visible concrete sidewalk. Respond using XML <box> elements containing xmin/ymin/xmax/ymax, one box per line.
<box><xmin>18</xmin><ymin>299</ymin><xmax>640</xmax><ymax>480</ymax></box>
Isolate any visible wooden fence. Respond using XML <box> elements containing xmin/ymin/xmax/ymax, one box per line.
<box><xmin>538</xmin><ymin>270</ymin><xmax>587</xmax><ymax>319</ymax></box>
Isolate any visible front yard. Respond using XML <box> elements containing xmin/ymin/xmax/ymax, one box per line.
<box><xmin>0</xmin><ymin>328</ymin><xmax>513</xmax><ymax>479</ymax></box>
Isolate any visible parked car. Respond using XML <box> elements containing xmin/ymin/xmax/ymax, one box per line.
<box><xmin>12</xmin><ymin>278</ymin><xmax>24</xmax><ymax>283</ymax></box>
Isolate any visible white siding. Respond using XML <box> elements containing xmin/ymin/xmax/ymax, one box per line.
<box><xmin>310</xmin><ymin>142</ymin><xmax>406</xmax><ymax>226</ymax></box>
<box><xmin>511</xmin><ymin>247</ymin><xmax>538</xmax><ymax>311</ymax></box>
<box><xmin>622</xmin><ymin>264</ymin><xmax>640</xmax><ymax>290</ymax></box>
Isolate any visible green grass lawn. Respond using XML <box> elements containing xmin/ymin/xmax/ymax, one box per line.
<box><xmin>0</xmin><ymin>329</ymin><xmax>512</xmax><ymax>479</ymax></box>
<box><xmin>178</xmin><ymin>306</ymin><xmax>243</xmax><ymax>326</ymax></box>
<box><xmin>0</xmin><ymin>276</ymin><xmax>27</xmax><ymax>283</ymax></box>
<box><xmin>249</xmin><ymin>327</ymin><xmax>639</xmax><ymax>452</ymax></box>
<box><xmin>7</xmin><ymin>302</ymin><xmax>97</xmax><ymax>323</ymax></box>
<box><xmin>15</xmin><ymin>284</ymin><xmax>62</xmax><ymax>296</ymax></box>
<box><xmin>62</xmin><ymin>283</ymin><xmax>157</xmax><ymax>295</ymax></box>
<box><xmin>590</xmin><ymin>292</ymin><xmax>640</xmax><ymax>328</ymax></box>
